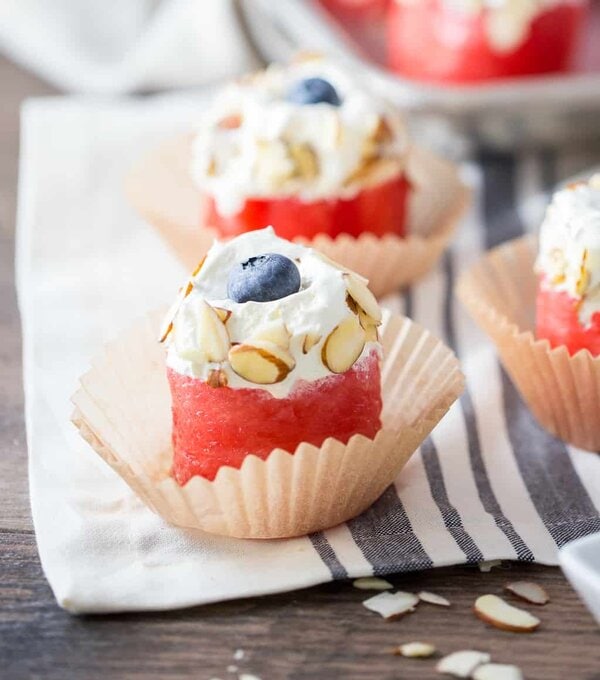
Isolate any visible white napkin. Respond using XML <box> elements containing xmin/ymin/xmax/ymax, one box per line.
<box><xmin>17</xmin><ymin>96</ymin><xmax>600</xmax><ymax>614</ymax></box>
<box><xmin>0</xmin><ymin>0</ymin><xmax>258</xmax><ymax>93</ymax></box>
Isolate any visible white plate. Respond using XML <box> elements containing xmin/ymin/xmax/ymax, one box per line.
<box><xmin>240</xmin><ymin>0</ymin><xmax>600</xmax><ymax>147</ymax></box>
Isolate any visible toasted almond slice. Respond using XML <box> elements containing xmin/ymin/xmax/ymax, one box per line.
<box><xmin>418</xmin><ymin>591</ymin><xmax>451</xmax><ymax>607</ymax></box>
<box><xmin>504</xmin><ymin>581</ymin><xmax>549</xmax><ymax>606</ymax></box>
<box><xmin>289</xmin><ymin>142</ymin><xmax>318</xmax><ymax>180</ymax></box>
<box><xmin>173</xmin><ymin>298</ymin><xmax>229</xmax><ymax>363</ymax></box>
<box><xmin>302</xmin><ymin>332</ymin><xmax>322</xmax><ymax>354</ymax></box>
<box><xmin>358</xmin><ymin>308</ymin><xmax>380</xmax><ymax>343</ymax></box>
<box><xmin>436</xmin><ymin>651</ymin><xmax>490</xmax><ymax>678</ymax></box>
<box><xmin>474</xmin><ymin>595</ymin><xmax>540</xmax><ymax>633</ymax></box>
<box><xmin>362</xmin><ymin>591</ymin><xmax>418</xmax><ymax>619</ymax></box>
<box><xmin>191</xmin><ymin>255</ymin><xmax>207</xmax><ymax>278</ymax></box>
<box><xmin>353</xmin><ymin>577</ymin><xmax>393</xmax><ymax>591</ymax></box>
<box><xmin>346</xmin><ymin>293</ymin><xmax>359</xmax><ymax>315</ymax></box>
<box><xmin>158</xmin><ymin>275</ymin><xmax>198</xmax><ymax>343</ymax></box>
<box><xmin>213</xmin><ymin>307</ymin><xmax>232</xmax><ymax>323</ymax></box>
<box><xmin>472</xmin><ymin>663</ymin><xmax>524</xmax><ymax>680</ymax></box>
<box><xmin>395</xmin><ymin>642</ymin><xmax>436</xmax><ymax>658</ymax></box>
<box><xmin>251</xmin><ymin>320</ymin><xmax>290</xmax><ymax>349</ymax></box>
<box><xmin>229</xmin><ymin>340</ymin><xmax>295</xmax><ymax>384</ymax></box>
<box><xmin>321</xmin><ymin>315</ymin><xmax>366</xmax><ymax>374</ymax></box>
<box><xmin>196</xmin><ymin>300</ymin><xmax>230</xmax><ymax>362</ymax></box>
<box><xmin>206</xmin><ymin>368</ymin><xmax>228</xmax><ymax>388</ymax></box>
<box><xmin>344</xmin><ymin>272</ymin><xmax>382</xmax><ymax>323</ymax></box>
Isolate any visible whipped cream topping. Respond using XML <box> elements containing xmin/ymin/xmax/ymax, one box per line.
<box><xmin>165</xmin><ymin>228</ymin><xmax>382</xmax><ymax>398</ymax></box>
<box><xmin>536</xmin><ymin>175</ymin><xmax>600</xmax><ymax>326</ymax></box>
<box><xmin>190</xmin><ymin>56</ymin><xmax>408</xmax><ymax>216</ymax></box>
<box><xmin>397</xmin><ymin>0</ymin><xmax>567</xmax><ymax>53</ymax></box>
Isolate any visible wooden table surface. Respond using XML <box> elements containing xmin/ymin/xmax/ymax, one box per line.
<box><xmin>0</xmin><ymin>55</ymin><xmax>598</xmax><ymax>680</ymax></box>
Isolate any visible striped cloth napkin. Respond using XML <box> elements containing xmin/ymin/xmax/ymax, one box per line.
<box><xmin>18</xmin><ymin>97</ymin><xmax>600</xmax><ymax>613</ymax></box>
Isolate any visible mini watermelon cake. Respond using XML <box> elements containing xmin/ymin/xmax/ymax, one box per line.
<box><xmin>190</xmin><ymin>55</ymin><xmax>410</xmax><ymax>241</ymax></box>
<box><xmin>161</xmin><ymin>227</ymin><xmax>384</xmax><ymax>484</ymax></box>
<box><xmin>387</xmin><ymin>0</ymin><xmax>586</xmax><ymax>84</ymax></box>
<box><xmin>535</xmin><ymin>175</ymin><xmax>600</xmax><ymax>356</ymax></box>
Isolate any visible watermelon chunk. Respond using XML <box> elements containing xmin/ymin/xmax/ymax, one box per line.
<box><xmin>168</xmin><ymin>350</ymin><xmax>382</xmax><ymax>484</ymax></box>
<box><xmin>536</xmin><ymin>285</ymin><xmax>600</xmax><ymax>357</ymax></box>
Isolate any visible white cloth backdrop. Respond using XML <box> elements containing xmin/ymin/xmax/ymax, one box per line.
<box><xmin>0</xmin><ymin>0</ymin><xmax>258</xmax><ymax>93</ymax></box>
<box><xmin>16</xmin><ymin>96</ymin><xmax>600</xmax><ymax>613</ymax></box>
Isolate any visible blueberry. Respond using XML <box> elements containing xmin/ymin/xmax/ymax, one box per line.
<box><xmin>286</xmin><ymin>77</ymin><xmax>341</xmax><ymax>106</ymax></box>
<box><xmin>227</xmin><ymin>253</ymin><xmax>301</xmax><ymax>303</ymax></box>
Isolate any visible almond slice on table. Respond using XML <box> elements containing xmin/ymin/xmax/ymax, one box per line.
<box><xmin>321</xmin><ymin>315</ymin><xmax>366</xmax><ymax>374</ymax></box>
<box><xmin>436</xmin><ymin>651</ymin><xmax>491</xmax><ymax>678</ymax></box>
<box><xmin>352</xmin><ymin>577</ymin><xmax>393</xmax><ymax>591</ymax></box>
<box><xmin>362</xmin><ymin>591</ymin><xmax>419</xmax><ymax>619</ymax></box>
<box><xmin>472</xmin><ymin>663</ymin><xmax>524</xmax><ymax>680</ymax></box>
<box><xmin>504</xmin><ymin>581</ymin><xmax>549</xmax><ymax>606</ymax></box>
<box><xmin>473</xmin><ymin>595</ymin><xmax>540</xmax><ymax>633</ymax></box>
<box><xmin>229</xmin><ymin>340</ymin><xmax>295</xmax><ymax>385</ymax></box>
<box><xmin>394</xmin><ymin>642</ymin><xmax>436</xmax><ymax>658</ymax></box>
<box><xmin>418</xmin><ymin>591</ymin><xmax>451</xmax><ymax>607</ymax></box>
<box><xmin>344</xmin><ymin>272</ymin><xmax>382</xmax><ymax>323</ymax></box>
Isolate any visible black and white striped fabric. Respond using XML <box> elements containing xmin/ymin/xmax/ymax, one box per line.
<box><xmin>308</xmin><ymin>150</ymin><xmax>600</xmax><ymax>579</ymax></box>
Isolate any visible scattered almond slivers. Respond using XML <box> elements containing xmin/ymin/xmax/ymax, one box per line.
<box><xmin>395</xmin><ymin>642</ymin><xmax>436</xmax><ymax>658</ymax></box>
<box><xmin>229</xmin><ymin>340</ymin><xmax>295</xmax><ymax>385</ymax></box>
<box><xmin>418</xmin><ymin>591</ymin><xmax>451</xmax><ymax>607</ymax></box>
<box><xmin>213</xmin><ymin>307</ymin><xmax>232</xmax><ymax>324</ymax></box>
<box><xmin>504</xmin><ymin>581</ymin><xmax>549</xmax><ymax>606</ymax></box>
<box><xmin>472</xmin><ymin>663</ymin><xmax>524</xmax><ymax>680</ymax></box>
<box><xmin>173</xmin><ymin>298</ymin><xmax>229</xmax><ymax>363</ymax></box>
<box><xmin>344</xmin><ymin>273</ymin><xmax>382</xmax><ymax>323</ymax></box>
<box><xmin>473</xmin><ymin>594</ymin><xmax>540</xmax><ymax>633</ymax></box>
<box><xmin>362</xmin><ymin>591</ymin><xmax>418</xmax><ymax>619</ymax></box>
<box><xmin>436</xmin><ymin>650</ymin><xmax>490</xmax><ymax>678</ymax></box>
<box><xmin>302</xmin><ymin>332</ymin><xmax>321</xmax><ymax>354</ymax></box>
<box><xmin>206</xmin><ymin>368</ymin><xmax>228</xmax><ymax>388</ymax></box>
<box><xmin>321</xmin><ymin>315</ymin><xmax>366</xmax><ymax>374</ymax></box>
<box><xmin>352</xmin><ymin>577</ymin><xmax>393</xmax><ymax>591</ymax></box>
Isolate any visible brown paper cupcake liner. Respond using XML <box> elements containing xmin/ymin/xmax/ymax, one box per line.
<box><xmin>457</xmin><ymin>234</ymin><xmax>600</xmax><ymax>452</ymax></box>
<box><xmin>72</xmin><ymin>310</ymin><xmax>464</xmax><ymax>539</ymax></box>
<box><xmin>125</xmin><ymin>135</ymin><xmax>470</xmax><ymax>297</ymax></box>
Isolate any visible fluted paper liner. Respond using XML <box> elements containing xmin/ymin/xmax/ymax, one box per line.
<box><xmin>125</xmin><ymin>135</ymin><xmax>470</xmax><ymax>297</ymax></box>
<box><xmin>457</xmin><ymin>235</ymin><xmax>600</xmax><ymax>452</ymax></box>
<box><xmin>72</xmin><ymin>311</ymin><xmax>463</xmax><ymax>539</ymax></box>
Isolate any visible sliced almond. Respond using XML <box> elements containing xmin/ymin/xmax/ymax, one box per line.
<box><xmin>206</xmin><ymin>368</ymin><xmax>228</xmax><ymax>388</ymax></box>
<box><xmin>394</xmin><ymin>642</ymin><xmax>436</xmax><ymax>658</ymax></box>
<box><xmin>418</xmin><ymin>591</ymin><xmax>451</xmax><ymax>607</ymax></box>
<box><xmin>191</xmin><ymin>255</ymin><xmax>207</xmax><ymax>278</ymax></box>
<box><xmin>321</xmin><ymin>315</ymin><xmax>366</xmax><ymax>374</ymax></box>
<box><xmin>346</xmin><ymin>293</ymin><xmax>359</xmax><ymax>315</ymax></box>
<box><xmin>472</xmin><ymin>663</ymin><xmax>524</xmax><ymax>680</ymax></box>
<box><xmin>344</xmin><ymin>272</ymin><xmax>382</xmax><ymax>323</ymax></box>
<box><xmin>372</xmin><ymin>116</ymin><xmax>394</xmax><ymax>145</ymax></box>
<box><xmin>288</xmin><ymin>142</ymin><xmax>318</xmax><ymax>180</ymax></box>
<box><xmin>358</xmin><ymin>308</ymin><xmax>380</xmax><ymax>343</ymax></box>
<box><xmin>173</xmin><ymin>298</ymin><xmax>229</xmax><ymax>363</ymax></box>
<box><xmin>352</xmin><ymin>577</ymin><xmax>393</xmax><ymax>591</ymax></box>
<box><xmin>436</xmin><ymin>651</ymin><xmax>490</xmax><ymax>678</ymax></box>
<box><xmin>213</xmin><ymin>307</ymin><xmax>232</xmax><ymax>324</ymax></box>
<box><xmin>229</xmin><ymin>340</ymin><xmax>295</xmax><ymax>384</ymax></box>
<box><xmin>474</xmin><ymin>594</ymin><xmax>540</xmax><ymax>633</ymax></box>
<box><xmin>251</xmin><ymin>320</ymin><xmax>290</xmax><ymax>349</ymax></box>
<box><xmin>302</xmin><ymin>332</ymin><xmax>322</xmax><ymax>354</ymax></box>
<box><xmin>362</xmin><ymin>591</ymin><xmax>418</xmax><ymax>619</ymax></box>
<box><xmin>158</xmin><ymin>275</ymin><xmax>198</xmax><ymax>343</ymax></box>
<box><xmin>504</xmin><ymin>581</ymin><xmax>549</xmax><ymax>606</ymax></box>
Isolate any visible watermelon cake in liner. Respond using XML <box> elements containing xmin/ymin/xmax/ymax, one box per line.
<box><xmin>458</xmin><ymin>175</ymin><xmax>600</xmax><ymax>452</ymax></box>
<box><xmin>125</xmin><ymin>55</ymin><xmax>470</xmax><ymax>298</ymax></box>
<box><xmin>72</xmin><ymin>229</ymin><xmax>463</xmax><ymax>539</ymax></box>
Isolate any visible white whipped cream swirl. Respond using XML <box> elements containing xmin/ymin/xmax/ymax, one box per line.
<box><xmin>190</xmin><ymin>57</ymin><xmax>408</xmax><ymax>216</ymax></box>
<box><xmin>536</xmin><ymin>175</ymin><xmax>600</xmax><ymax>327</ymax></box>
<box><xmin>165</xmin><ymin>228</ymin><xmax>382</xmax><ymax>398</ymax></box>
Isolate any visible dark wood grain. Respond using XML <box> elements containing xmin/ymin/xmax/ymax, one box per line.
<box><xmin>0</xmin><ymin>55</ymin><xmax>598</xmax><ymax>680</ymax></box>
